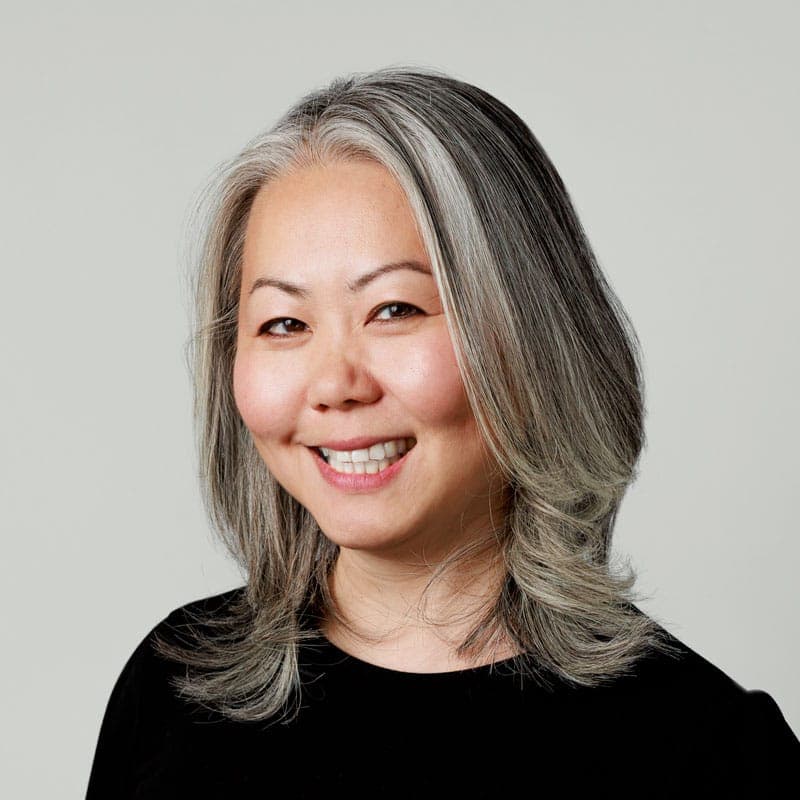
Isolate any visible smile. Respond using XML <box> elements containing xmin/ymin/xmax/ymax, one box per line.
<box><xmin>309</xmin><ymin>438</ymin><xmax>416</xmax><ymax>492</ymax></box>
<box><xmin>316</xmin><ymin>437</ymin><xmax>416</xmax><ymax>474</ymax></box>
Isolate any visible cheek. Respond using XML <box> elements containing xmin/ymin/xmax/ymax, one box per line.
<box><xmin>232</xmin><ymin>351</ymin><xmax>297</xmax><ymax>439</ymax></box>
<box><xmin>387</xmin><ymin>328</ymin><xmax>471</xmax><ymax>427</ymax></box>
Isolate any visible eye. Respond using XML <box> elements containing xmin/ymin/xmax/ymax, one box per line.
<box><xmin>373</xmin><ymin>302</ymin><xmax>421</xmax><ymax>322</ymax></box>
<box><xmin>258</xmin><ymin>317</ymin><xmax>307</xmax><ymax>337</ymax></box>
<box><xmin>257</xmin><ymin>303</ymin><xmax>421</xmax><ymax>338</ymax></box>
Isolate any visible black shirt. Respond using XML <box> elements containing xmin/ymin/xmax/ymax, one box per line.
<box><xmin>86</xmin><ymin>587</ymin><xmax>799</xmax><ymax>798</ymax></box>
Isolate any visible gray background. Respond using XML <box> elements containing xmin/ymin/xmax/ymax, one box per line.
<box><xmin>1</xmin><ymin>1</ymin><xmax>797</xmax><ymax>796</ymax></box>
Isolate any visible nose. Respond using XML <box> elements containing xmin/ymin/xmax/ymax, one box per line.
<box><xmin>305</xmin><ymin>331</ymin><xmax>382</xmax><ymax>411</ymax></box>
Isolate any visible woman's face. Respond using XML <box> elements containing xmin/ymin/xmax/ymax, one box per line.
<box><xmin>234</xmin><ymin>159</ymin><xmax>506</xmax><ymax>559</ymax></box>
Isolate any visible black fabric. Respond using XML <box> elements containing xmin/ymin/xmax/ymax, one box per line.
<box><xmin>86</xmin><ymin>587</ymin><xmax>799</xmax><ymax>798</ymax></box>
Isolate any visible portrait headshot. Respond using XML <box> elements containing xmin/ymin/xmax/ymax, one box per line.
<box><xmin>2</xmin><ymin>3</ymin><xmax>798</xmax><ymax>798</ymax></box>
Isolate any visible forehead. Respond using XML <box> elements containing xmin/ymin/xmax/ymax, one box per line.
<box><xmin>242</xmin><ymin>160</ymin><xmax>428</xmax><ymax>283</ymax></box>
<box><xmin>249</xmin><ymin>159</ymin><xmax>410</xmax><ymax>228</ymax></box>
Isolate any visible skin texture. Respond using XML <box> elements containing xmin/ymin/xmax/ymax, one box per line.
<box><xmin>234</xmin><ymin>159</ymin><xmax>513</xmax><ymax>670</ymax></box>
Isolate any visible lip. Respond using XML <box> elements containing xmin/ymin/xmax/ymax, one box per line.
<box><xmin>308</xmin><ymin>443</ymin><xmax>414</xmax><ymax>493</ymax></box>
<box><xmin>312</xmin><ymin>435</ymin><xmax>414</xmax><ymax>451</ymax></box>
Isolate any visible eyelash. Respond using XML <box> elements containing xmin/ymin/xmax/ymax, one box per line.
<box><xmin>257</xmin><ymin>302</ymin><xmax>421</xmax><ymax>338</ymax></box>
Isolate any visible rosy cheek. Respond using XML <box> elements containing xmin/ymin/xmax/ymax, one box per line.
<box><xmin>231</xmin><ymin>354</ymin><xmax>259</xmax><ymax>431</ymax></box>
<box><xmin>232</xmin><ymin>353</ymin><xmax>297</xmax><ymax>438</ymax></box>
<box><xmin>233</xmin><ymin>349</ymin><xmax>304</xmax><ymax>445</ymax></box>
<box><xmin>390</xmin><ymin>330</ymin><xmax>469</xmax><ymax>424</ymax></box>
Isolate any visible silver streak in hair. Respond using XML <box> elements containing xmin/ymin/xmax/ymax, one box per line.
<box><xmin>154</xmin><ymin>64</ymin><xmax>680</xmax><ymax>722</ymax></box>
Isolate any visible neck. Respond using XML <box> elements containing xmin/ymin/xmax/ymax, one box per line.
<box><xmin>322</xmin><ymin>537</ymin><xmax>518</xmax><ymax>672</ymax></box>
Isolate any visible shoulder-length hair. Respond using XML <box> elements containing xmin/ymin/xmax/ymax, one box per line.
<box><xmin>155</xmin><ymin>64</ymin><xmax>679</xmax><ymax>723</ymax></box>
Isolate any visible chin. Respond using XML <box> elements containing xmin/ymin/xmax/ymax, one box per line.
<box><xmin>316</xmin><ymin>520</ymin><xmax>422</xmax><ymax>555</ymax></box>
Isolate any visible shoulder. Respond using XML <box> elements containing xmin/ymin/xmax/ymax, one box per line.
<box><xmin>161</xmin><ymin>584</ymin><xmax>248</xmax><ymax>625</ymax></box>
<box><xmin>124</xmin><ymin>584</ymin><xmax>245</xmax><ymax>671</ymax></box>
<box><xmin>572</xmin><ymin>611</ymin><xmax>799</xmax><ymax>792</ymax></box>
<box><xmin>623</xmin><ymin>612</ymin><xmax>793</xmax><ymax>727</ymax></box>
<box><xmin>87</xmin><ymin>586</ymin><xmax>249</xmax><ymax>796</ymax></box>
<box><xmin>155</xmin><ymin>585</ymin><xmax>249</xmax><ymax>640</ymax></box>
<box><xmin>627</xmin><ymin>614</ymin><xmax>786</xmax><ymax>720</ymax></box>
<box><xmin>630</xmin><ymin>617</ymin><xmax>752</xmax><ymax>698</ymax></box>
<box><xmin>101</xmin><ymin>585</ymin><xmax>249</xmax><ymax>720</ymax></box>
<box><xmin>126</xmin><ymin>585</ymin><xmax>249</xmax><ymax>678</ymax></box>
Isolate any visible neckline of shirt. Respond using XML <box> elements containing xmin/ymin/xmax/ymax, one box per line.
<box><xmin>303</xmin><ymin>634</ymin><xmax>526</xmax><ymax>681</ymax></box>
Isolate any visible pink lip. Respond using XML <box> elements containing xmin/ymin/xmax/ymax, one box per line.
<box><xmin>309</xmin><ymin>445</ymin><xmax>413</xmax><ymax>492</ymax></box>
<box><xmin>312</xmin><ymin>435</ymin><xmax>413</xmax><ymax>451</ymax></box>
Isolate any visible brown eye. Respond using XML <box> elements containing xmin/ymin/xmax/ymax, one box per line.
<box><xmin>259</xmin><ymin>318</ymin><xmax>307</xmax><ymax>337</ymax></box>
<box><xmin>373</xmin><ymin>302</ymin><xmax>420</xmax><ymax>322</ymax></box>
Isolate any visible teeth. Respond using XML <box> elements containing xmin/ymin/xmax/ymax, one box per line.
<box><xmin>328</xmin><ymin>455</ymin><xmax>400</xmax><ymax>475</ymax></box>
<box><xmin>368</xmin><ymin>443</ymin><xmax>385</xmax><ymax>460</ymax></box>
<box><xmin>317</xmin><ymin>437</ymin><xmax>415</xmax><ymax>475</ymax></box>
<box><xmin>320</xmin><ymin>437</ymin><xmax>414</xmax><ymax>464</ymax></box>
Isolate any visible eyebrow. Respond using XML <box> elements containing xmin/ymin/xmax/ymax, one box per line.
<box><xmin>247</xmin><ymin>259</ymin><xmax>432</xmax><ymax>298</ymax></box>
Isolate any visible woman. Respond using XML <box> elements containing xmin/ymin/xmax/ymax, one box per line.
<box><xmin>87</xmin><ymin>65</ymin><xmax>798</xmax><ymax>797</ymax></box>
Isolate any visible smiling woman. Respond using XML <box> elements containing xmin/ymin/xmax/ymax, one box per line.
<box><xmin>86</xmin><ymin>65</ymin><xmax>798</xmax><ymax>797</ymax></box>
<box><xmin>234</xmin><ymin>159</ymin><xmax>516</xmax><ymax>667</ymax></box>
<box><xmin>233</xmin><ymin>160</ymin><xmax>510</xmax><ymax>607</ymax></box>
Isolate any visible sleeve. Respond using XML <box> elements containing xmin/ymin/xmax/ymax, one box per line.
<box><xmin>85</xmin><ymin>623</ymin><xmax>169</xmax><ymax>799</ymax></box>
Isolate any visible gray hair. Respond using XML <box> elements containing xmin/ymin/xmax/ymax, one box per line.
<box><xmin>155</xmin><ymin>64</ymin><xmax>680</xmax><ymax>722</ymax></box>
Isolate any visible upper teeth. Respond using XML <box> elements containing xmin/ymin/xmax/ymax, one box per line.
<box><xmin>320</xmin><ymin>437</ymin><xmax>415</xmax><ymax>463</ymax></box>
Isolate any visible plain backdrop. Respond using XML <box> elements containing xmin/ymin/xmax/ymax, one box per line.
<box><xmin>1</xmin><ymin>1</ymin><xmax>797</xmax><ymax>796</ymax></box>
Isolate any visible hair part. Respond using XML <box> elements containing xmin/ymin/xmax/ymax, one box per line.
<box><xmin>154</xmin><ymin>64</ymin><xmax>680</xmax><ymax>723</ymax></box>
